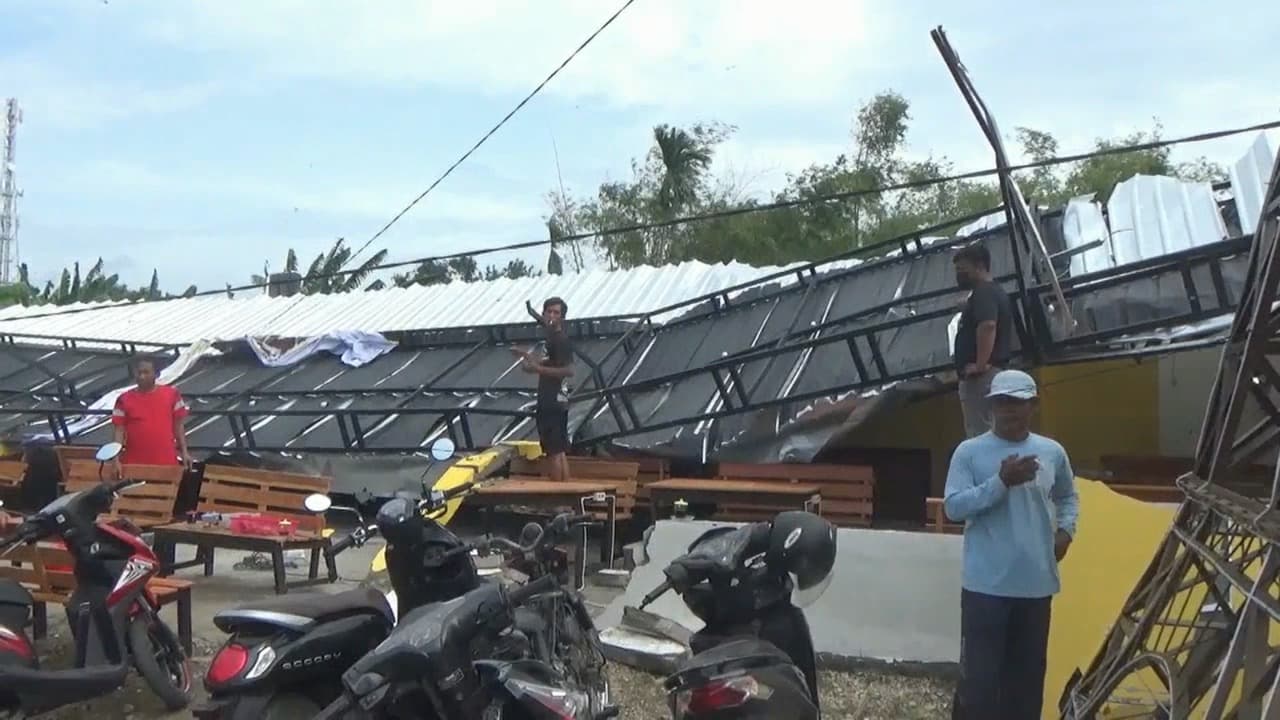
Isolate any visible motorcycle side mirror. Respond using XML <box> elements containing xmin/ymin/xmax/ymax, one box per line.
<box><xmin>303</xmin><ymin>493</ymin><xmax>333</xmax><ymax>513</ymax></box>
<box><xmin>95</xmin><ymin>442</ymin><xmax>124</xmax><ymax>463</ymax></box>
<box><xmin>428</xmin><ymin>438</ymin><xmax>456</xmax><ymax>462</ymax></box>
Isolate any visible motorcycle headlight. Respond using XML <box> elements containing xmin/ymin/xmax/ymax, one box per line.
<box><xmin>507</xmin><ymin>676</ymin><xmax>591</xmax><ymax>719</ymax></box>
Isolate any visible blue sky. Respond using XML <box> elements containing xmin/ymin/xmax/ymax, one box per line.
<box><xmin>1</xmin><ymin>0</ymin><xmax>1277</xmax><ymax>294</ymax></box>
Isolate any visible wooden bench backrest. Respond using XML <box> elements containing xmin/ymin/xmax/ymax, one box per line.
<box><xmin>0</xmin><ymin>542</ymin><xmax>78</xmax><ymax>601</ymax></box>
<box><xmin>54</xmin><ymin>446</ymin><xmax>99</xmax><ymax>486</ymax></box>
<box><xmin>510</xmin><ymin>456</ymin><xmax>641</xmax><ymax>482</ymax></box>
<box><xmin>198</xmin><ymin>466</ymin><xmax>331</xmax><ymax>532</ymax></box>
<box><xmin>503</xmin><ymin>456</ymin><xmax>641</xmax><ymax>520</ymax></box>
<box><xmin>715</xmin><ymin>462</ymin><xmax>875</xmax><ymax>526</ymax></box>
<box><xmin>64</xmin><ymin>460</ymin><xmax>183</xmax><ymax>527</ymax></box>
<box><xmin>0</xmin><ymin>460</ymin><xmax>23</xmax><ymax>489</ymax></box>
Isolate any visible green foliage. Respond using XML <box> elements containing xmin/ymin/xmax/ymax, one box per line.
<box><xmin>0</xmin><ymin>259</ymin><xmax>177</xmax><ymax>308</ymax></box>
<box><xmin>391</xmin><ymin>254</ymin><xmax>541</xmax><ymax>288</ymax></box>
<box><xmin>547</xmin><ymin>93</ymin><xmax>1229</xmax><ymax>270</ymax></box>
<box><xmin>253</xmin><ymin>238</ymin><xmax>389</xmax><ymax>296</ymax></box>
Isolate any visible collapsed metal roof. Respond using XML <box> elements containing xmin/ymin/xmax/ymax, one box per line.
<box><xmin>1</xmin><ymin>26</ymin><xmax>1274</xmax><ymax>495</ymax></box>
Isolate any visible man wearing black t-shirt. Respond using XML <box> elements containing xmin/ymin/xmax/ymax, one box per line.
<box><xmin>952</xmin><ymin>243</ymin><xmax>1014</xmax><ymax>438</ymax></box>
<box><xmin>511</xmin><ymin>297</ymin><xmax>575</xmax><ymax>482</ymax></box>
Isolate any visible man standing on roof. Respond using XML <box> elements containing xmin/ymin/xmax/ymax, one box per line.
<box><xmin>511</xmin><ymin>297</ymin><xmax>575</xmax><ymax>482</ymax></box>
<box><xmin>944</xmin><ymin>370</ymin><xmax>1079</xmax><ymax>720</ymax></box>
<box><xmin>952</xmin><ymin>242</ymin><xmax>1014</xmax><ymax>438</ymax></box>
<box><xmin>111</xmin><ymin>356</ymin><xmax>192</xmax><ymax>476</ymax></box>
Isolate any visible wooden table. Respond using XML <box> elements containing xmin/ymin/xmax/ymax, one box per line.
<box><xmin>647</xmin><ymin>478</ymin><xmax>822</xmax><ymax>519</ymax></box>
<box><xmin>470</xmin><ymin>479</ymin><xmax>619</xmax><ymax>568</ymax></box>
<box><xmin>152</xmin><ymin>522</ymin><xmax>336</xmax><ymax>595</ymax></box>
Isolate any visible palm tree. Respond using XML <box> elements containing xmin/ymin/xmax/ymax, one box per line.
<box><xmin>652</xmin><ymin>124</ymin><xmax>713</xmax><ymax>215</ymax></box>
<box><xmin>256</xmin><ymin>240</ymin><xmax>389</xmax><ymax>295</ymax></box>
<box><xmin>5</xmin><ymin>258</ymin><xmax>163</xmax><ymax>306</ymax></box>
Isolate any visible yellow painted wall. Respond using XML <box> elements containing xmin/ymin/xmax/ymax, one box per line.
<box><xmin>838</xmin><ymin>358</ymin><xmax>1162</xmax><ymax>494</ymax></box>
<box><xmin>1045</xmin><ymin>478</ymin><xmax>1176</xmax><ymax>718</ymax></box>
<box><xmin>1035</xmin><ymin>359</ymin><xmax>1162</xmax><ymax>472</ymax></box>
<box><xmin>835</xmin><ymin>389</ymin><xmax>966</xmax><ymax>495</ymax></box>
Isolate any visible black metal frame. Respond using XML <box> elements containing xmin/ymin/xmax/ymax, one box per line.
<box><xmin>30</xmin><ymin>402</ymin><xmax>532</xmax><ymax>454</ymax></box>
<box><xmin>0</xmin><ymin>27</ymin><xmax>1258</xmax><ymax>458</ymax></box>
<box><xmin>0</xmin><ymin>225</ymin><xmax>1251</xmax><ymax>454</ymax></box>
<box><xmin>1059</xmin><ymin>113</ymin><xmax>1280</xmax><ymax>720</ymax></box>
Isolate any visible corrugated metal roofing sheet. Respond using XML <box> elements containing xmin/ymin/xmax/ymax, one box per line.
<box><xmin>0</xmin><ymin>260</ymin><xmax>829</xmax><ymax>345</ymax></box>
<box><xmin>1060</xmin><ymin>135</ymin><xmax>1276</xmax><ymax>276</ymax></box>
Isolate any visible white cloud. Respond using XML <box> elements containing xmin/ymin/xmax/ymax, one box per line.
<box><xmin>130</xmin><ymin>0</ymin><xmax>893</xmax><ymax>111</ymax></box>
<box><xmin>0</xmin><ymin>54</ymin><xmax>222</xmax><ymax>130</ymax></box>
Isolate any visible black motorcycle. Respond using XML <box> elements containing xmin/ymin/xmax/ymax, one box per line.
<box><xmin>639</xmin><ymin>510</ymin><xmax>838</xmax><ymax>719</ymax></box>
<box><xmin>193</xmin><ymin>440</ymin><xmax>482</xmax><ymax>719</ymax></box>
<box><xmin>472</xmin><ymin>514</ymin><xmax>613</xmax><ymax>719</ymax></box>
<box><xmin>315</xmin><ymin>513</ymin><xmax>614</xmax><ymax>719</ymax></box>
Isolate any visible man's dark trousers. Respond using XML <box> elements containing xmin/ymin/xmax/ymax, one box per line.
<box><xmin>951</xmin><ymin>588</ymin><xmax>1052</xmax><ymax>720</ymax></box>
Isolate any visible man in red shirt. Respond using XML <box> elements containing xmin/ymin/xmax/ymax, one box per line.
<box><xmin>111</xmin><ymin>356</ymin><xmax>192</xmax><ymax>474</ymax></box>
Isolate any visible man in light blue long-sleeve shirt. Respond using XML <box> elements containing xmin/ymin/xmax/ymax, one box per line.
<box><xmin>944</xmin><ymin>369</ymin><xmax>1079</xmax><ymax>720</ymax></box>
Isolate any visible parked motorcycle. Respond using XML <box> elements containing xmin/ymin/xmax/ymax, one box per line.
<box><xmin>0</xmin><ymin>441</ymin><xmax>191</xmax><ymax>716</ymax></box>
<box><xmin>639</xmin><ymin>510</ymin><xmax>838</xmax><ymax>719</ymax></box>
<box><xmin>315</xmin><ymin>512</ymin><xmax>615</xmax><ymax>719</ymax></box>
<box><xmin>192</xmin><ymin>438</ymin><xmax>480</xmax><ymax>719</ymax></box>
<box><xmin>477</xmin><ymin>513</ymin><xmax>613</xmax><ymax>719</ymax></box>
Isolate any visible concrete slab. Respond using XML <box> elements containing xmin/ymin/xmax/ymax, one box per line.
<box><xmin>599</xmin><ymin>519</ymin><xmax>964</xmax><ymax>666</ymax></box>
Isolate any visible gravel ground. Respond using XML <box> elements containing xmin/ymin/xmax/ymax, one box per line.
<box><xmin>607</xmin><ymin>664</ymin><xmax>955</xmax><ymax>720</ymax></box>
<box><xmin>25</xmin><ymin>636</ymin><xmax>954</xmax><ymax>719</ymax></box>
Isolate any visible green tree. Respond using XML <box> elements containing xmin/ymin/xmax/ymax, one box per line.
<box><xmin>390</xmin><ymin>255</ymin><xmax>540</xmax><ymax>288</ymax></box>
<box><xmin>0</xmin><ymin>259</ymin><xmax>173</xmax><ymax>307</ymax></box>
<box><xmin>548</xmin><ymin>91</ymin><xmax>1229</xmax><ymax>270</ymax></box>
<box><xmin>254</xmin><ymin>239</ymin><xmax>389</xmax><ymax>295</ymax></box>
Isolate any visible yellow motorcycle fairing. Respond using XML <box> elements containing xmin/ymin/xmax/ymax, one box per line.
<box><xmin>366</xmin><ymin>445</ymin><xmax>515</xmax><ymax>574</ymax></box>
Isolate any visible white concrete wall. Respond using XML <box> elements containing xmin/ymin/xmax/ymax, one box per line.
<box><xmin>601</xmin><ymin>520</ymin><xmax>964</xmax><ymax>665</ymax></box>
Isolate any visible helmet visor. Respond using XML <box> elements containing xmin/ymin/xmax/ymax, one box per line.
<box><xmin>790</xmin><ymin>566</ymin><xmax>834</xmax><ymax>608</ymax></box>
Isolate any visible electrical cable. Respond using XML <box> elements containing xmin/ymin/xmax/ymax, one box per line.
<box><xmin>8</xmin><ymin>117</ymin><xmax>1279</xmax><ymax>323</ymax></box>
<box><xmin>342</xmin><ymin>0</ymin><xmax>641</xmax><ymax>268</ymax></box>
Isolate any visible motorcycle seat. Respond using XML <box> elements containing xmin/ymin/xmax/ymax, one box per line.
<box><xmin>673</xmin><ymin>636</ymin><xmax>794</xmax><ymax>679</ymax></box>
<box><xmin>0</xmin><ymin>579</ymin><xmax>33</xmax><ymax>608</ymax></box>
<box><xmin>214</xmin><ymin>587</ymin><xmax>393</xmax><ymax>633</ymax></box>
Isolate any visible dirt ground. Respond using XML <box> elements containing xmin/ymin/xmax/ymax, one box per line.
<box><xmin>29</xmin><ymin>634</ymin><xmax>954</xmax><ymax>719</ymax></box>
<box><xmin>607</xmin><ymin>665</ymin><xmax>955</xmax><ymax>720</ymax></box>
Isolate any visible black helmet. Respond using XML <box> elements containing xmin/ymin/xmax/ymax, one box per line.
<box><xmin>766</xmin><ymin>511</ymin><xmax>837</xmax><ymax>608</ymax></box>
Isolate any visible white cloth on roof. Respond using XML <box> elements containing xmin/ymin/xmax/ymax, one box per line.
<box><xmin>245</xmin><ymin>330</ymin><xmax>398</xmax><ymax>369</ymax></box>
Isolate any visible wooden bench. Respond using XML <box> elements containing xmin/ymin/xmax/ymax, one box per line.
<box><xmin>714</xmin><ymin>462</ymin><xmax>875</xmax><ymax>527</ymax></box>
<box><xmin>649</xmin><ymin>478</ymin><xmax>821</xmax><ymax>519</ymax></box>
<box><xmin>151</xmin><ymin>465</ymin><xmax>337</xmax><ymax>594</ymax></box>
<box><xmin>64</xmin><ymin>460</ymin><xmax>184</xmax><ymax>530</ymax></box>
<box><xmin>0</xmin><ymin>541</ymin><xmax>193</xmax><ymax>654</ymax></box>
<box><xmin>52</xmin><ymin>445</ymin><xmax>99</xmax><ymax>488</ymax></box>
<box><xmin>925</xmin><ymin>497</ymin><xmax>963</xmax><ymax>534</ymax></box>
<box><xmin>508</xmin><ymin>456</ymin><xmax>641</xmax><ymax>521</ymax></box>
<box><xmin>0</xmin><ymin>459</ymin><xmax>22</xmax><ymax>491</ymax></box>
<box><xmin>470</xmin><ymin>478</ymin><xmax>624</xmax><ymax>565</ymax></box>
<box><xmin>0</xmin><ymin>459</ymin><xmax>23</xmax><ymax>506</ymax></box>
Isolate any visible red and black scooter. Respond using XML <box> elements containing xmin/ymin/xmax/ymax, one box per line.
<box><xmin>0</xmin><ymin>441</ymin><xmax>191</xmax><ymax>716</ymax></box>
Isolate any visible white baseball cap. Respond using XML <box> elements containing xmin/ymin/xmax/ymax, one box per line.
<box><xmin>986</xmin><ymin>369</ymin><xmax>1038</xmax><ymax>400</ymax></box>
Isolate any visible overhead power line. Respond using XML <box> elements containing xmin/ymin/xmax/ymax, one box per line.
<box><xmin>343</xmin><ymin>0</ymin><xmax>641</xmax><ymax>267</ymax></box>
<box><xmin>8</xmin><ymin>116</ymin><xmax>1279</xmax><ymax>324</ymax></box>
